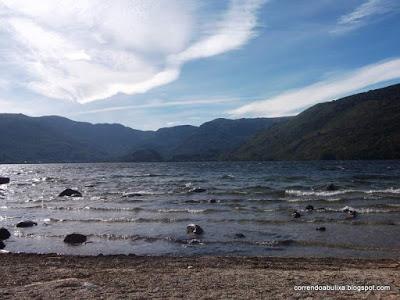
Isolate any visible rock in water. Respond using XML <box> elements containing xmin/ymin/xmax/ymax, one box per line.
<box><xmin>234</xmin><ymin>233</ymin><xmax>246</xmax><ymax>239</ymax></box>
<box><xmin>0</xmin><ymin>241</ymin><xmax>5</xmax><ymax>249</ymax></box>
<box><xmin>0</xmin><ymin>228</ymin><xmax>11</xmax><ymax>240</ymax></box>
<box><xmin>59</xmin><ymin>188</ymin><xmax>82</xmax><ymax>197</ymax></box>
<box><xmin>16</xmin><ymin>221</ymin><xmax>38</xmax><ymax>228</ymax></box>
<box><xmin>0</xmin><ymin>177</ymin><xmax>10</xmax><ymax>185</ymax></box>
<box><xmin>64</xmin><ymin>233</ymin><xmax>87</xmax><ymax>244</ymax></box>
<box><xmin>326</xmin><ymin>184</ymin><xmax>338</xmax><ymax>191</ymax></box>
<box><xmin>347</xmin><ymin>210</ymin><xmax>357</xmax><ymax>219</ymax></box>
<box><xmin>292</xmin><ymin>211</ymin><xmax>301</xmax><ymax>218</ymax></box>
<box><xmin>316</xmin><ymin>227</ymin><xmax>326</xmax><ymax>231</ymax></box>
<box><xmin>186</xmin><ymin>224</ymin><xmax>204</xmax><ymax>235</ymax></box>
<box><xmin>342</xmin><ymin>206</ymin><xmax>357</xmax><ymax>218</ymax></box>
<box><xmin>305</xmin><ymin>205</ymin><xmax>314</xmax><ymax>211</ymax></box>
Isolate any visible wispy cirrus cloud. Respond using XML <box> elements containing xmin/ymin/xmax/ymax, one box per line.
<box><xmin>229</xmin><ymin>58</ymin><xmax>400</xmax><ymax>117</ymax></box>
<box><xmin>332</xmin><ymin>0</ymin><xmax>400</xmax><ymax>34</ymax></box>
<box><xmin>75</xmin><ymin>97</ymin><xmax>239</xmax><ymax>115</ymax></box>
<box><xmin>0</xmin><ymin>0</ymin><xmax>265</xmax><ymax>104</ymax></box>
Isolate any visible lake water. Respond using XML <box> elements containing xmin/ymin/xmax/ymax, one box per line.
<box><xmin>0</xmin><ymin>161</ymin><xmax>399</xmax><ymax>258</ymax></box>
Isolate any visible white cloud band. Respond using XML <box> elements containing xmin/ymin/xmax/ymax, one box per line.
<box><xmin>0</xmin><ymin>0</ymin><xmax>265</xmax><ymax>103</ymax></box>
<box><xmin>229</xmin><ymin>58</ymin><xmax>400</xmax><ymax>117</ymax></box>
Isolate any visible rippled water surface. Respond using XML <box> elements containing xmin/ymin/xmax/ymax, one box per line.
<box><xmin>1</xmin><ymin>161</ymin><xmax>400</xmax><ymax>257</ymax></box>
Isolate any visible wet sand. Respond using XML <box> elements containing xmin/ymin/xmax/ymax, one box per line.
<box><xmin>0</xmin><ymin>253</ymin><xmax>399</xmax><ymax>299</ymax></box>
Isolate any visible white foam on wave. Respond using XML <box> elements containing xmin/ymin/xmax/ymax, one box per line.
<box><xmin>287</xmin><ymin>197</ymin><xmax>342</xmax><ymax>203</ymax></box>
<box><xmin>286</xmin><ymin>187</ymin><xmax>400</xmax><ymax>197</ymax></box>
<box><xmin>285</xmin><ymin>189</ymin><xmax>355</xmax><ymax>197</ymax></box>
<box><xmin>157</xmin><ymin>208</ymin><xmax>207</xmax><ymax>214</ymax></box>
<box><xmin>322</xmin><ymin>205</ymin><xmax>400</xmax><ymax>214</ymax></box>
<box><xmin>365</xmin><ymin>188</ymin><xmax>400</xmax><ymax>194</ymax></box>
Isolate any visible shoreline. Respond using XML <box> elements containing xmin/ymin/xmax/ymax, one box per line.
<box><xmin>0</xmin><ymin>253</ymin><xmax>399</xmax><ymax>299</ymax></box>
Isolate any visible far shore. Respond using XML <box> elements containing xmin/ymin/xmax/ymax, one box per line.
<box><xmin>0</xmin><ymin>253</ymin><xmax>398</xmax><ymax>299</ymax></box>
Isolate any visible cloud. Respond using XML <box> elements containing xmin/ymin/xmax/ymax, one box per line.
<box><xmin>229</xmin><ymin>58</ymin><xmax>400</xmax><ymax>117</ymax></box>
<box><xmin>171</xmin><ymin>0</ymin><xmax>265</xmax><ymax>63</ymax></box>
<box><xmin>75</xmin><ymin>97</ymin><xmax>238</xmax><ymax>115</ymax></box>
<box><xmin>332</xmin><ymin>0</ymin><xmax>400</xmax><ymax>34</ymax></box>
<box><xmin>0</xmin><ymin>0</ymin><xmax>265</xmax><ymax>104</ymax></box>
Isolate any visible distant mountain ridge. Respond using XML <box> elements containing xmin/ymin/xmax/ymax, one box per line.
<box><xmin>230</xmin><ymin>83</ymin><xmax>400</xmax><ymax>160</ymax></box>
<box><xmin>0</xmin><ymin>113</ymin><xmax>287</xmax><ymax>163</ymax></box>
<box><xmin>1</xmin><ymin>83</ymin><xmax>399</xmax><ymax>163</ymax></box>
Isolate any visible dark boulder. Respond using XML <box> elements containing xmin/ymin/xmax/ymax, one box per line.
<box><xmin>208</xmin><ymin>199</ymin><xmax>217</xmax><ymax>203</ymax></box>
<box><xmin>0</xmin><ymin>228</ymin><xmax>11</xmax><ymax>240</ymax></box>
<box><xmin>186</xmin><ymin>224</ymin><xmax>204</xmax><ymax>235</ymax></box>
<box><xmin>189</xmin><ymin>188</ymin><xmax>206</xmax><ymax>193</ymax></box>
<box><xmin>16</xmin><ymin>221</ymin><xmax>38</xmax><ymax>228</ymax></box>
<box><xmin>234</xmin><ymin>233</ymin><xmax>246</xmax><ymax>238</ymax></box>
<box><xmin>305</xmin><ymin>205</ymin><xmax>314</xmax><ymax>211</ymax></box>
<box><xmin>59</xmin><ymin>188</ymin><xmax>82</xmax><ymax>197</ymax></box>
<box><xmin>292</xmin><ymin>211</ymin><xmax>301</xmax><ymax>218</ymax></box>
<box><xmin>326</xmin><ymin>184</ymin><xmax>338</xmax><ymax>191</ymax></box>
<box><xmin>316</xmin><ymin>227</ymin><xmax>326</xmax><ymax>231</ymax></box>
<box><xmin>0</xmin><ymin>240</ymin><xmax>4</xmax><ymax>249</ymax></box>
<box><xmin>64</xmin><ymin>233</ymin><xmax>87</xmax><ymax>244</ymax></box>
<box><xmin>0</xmin><ymin>177</ymin><xmax>10</xmax><ymax>185</ymax></box>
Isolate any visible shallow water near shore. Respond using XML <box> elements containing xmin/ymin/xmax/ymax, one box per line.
<box><xmin>0</xmin><ymin>161</ymin><xmax>399</xmax><ymax>258</ymax></box>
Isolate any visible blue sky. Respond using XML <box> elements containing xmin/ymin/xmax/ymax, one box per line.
<box><xmin>0</xmin><ymin>0</ymin><xmax>399</xmax><ymax>129</ymax></box>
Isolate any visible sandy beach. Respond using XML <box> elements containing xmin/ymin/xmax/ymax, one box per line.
<box><xmin>0</xmin><ymin>253</ymin><xmax>398</xmax><ymax>299</ymax></box>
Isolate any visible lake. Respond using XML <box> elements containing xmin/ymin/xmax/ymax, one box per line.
<box><xmin>0</xmin><ymin>161</ymin><xmax>399</xmax><ymax>258</ymax></box>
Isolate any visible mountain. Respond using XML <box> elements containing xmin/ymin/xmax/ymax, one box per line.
<box><xmin>0</xmin><ymin>114</ymin><xmax>151</xmax><ymax>163</ymax></box>
<box><xmin>167</xmin><ymin>118</ymin><xmax>289</xmax><ymax>161</ymax></box>
<box><xmin>0</xmin><ymin>114</ymin><xmax>286</xmax><ymax>163</ymax></box>
<box><xmin>231</xmin><ymin>83</ymin><xmax>400</xmax><ymax>161</ymax></box>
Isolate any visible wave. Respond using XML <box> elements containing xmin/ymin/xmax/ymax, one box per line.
<box><xmin>211</xmin><ymin>186</ymin><xmax>284</xmax><ymax>196</ymax></box>
<box><xmin>157</xmin><ymin>208</ymin><xmax>226</xmax><ymax>214</ymax></box>
<box><xmin>109</xmin><ymin>173</ymin><xmax>166</xmax><ymax>179</ymax></box>
<box><xmin>322</xmin><ymin>205</ymin><xmax>400</xmax><ymax>214</ymax></box>
<box><xmin>42</xmin><ymin>217</ymin><xmax>192</xmax><ymax>224</ymax></box>
<box><xmin>220</xmin><ymin>174</ymin><xmax>235</xmax><ymax>179</ymax></box>
<box><xmin>285</xmin><ymin>189</ymin><xmax>357</xmax><ymax>197</ymax></box>
<box><xmin>14</xmin><ymin>232</ymin><xmax>397</xmax><ymax>253</ymax></box>
<box><xmin>285</xmin><ymin>188</ymin><xmax>400</xmax><ymax>197</ymax></box>
<box><xmin>286</xmin><ymin>198</ymin><xmax>344</xmax><ymax>203</ymax></box>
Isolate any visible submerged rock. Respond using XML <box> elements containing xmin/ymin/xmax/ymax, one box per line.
<box><xmin>234</xmin><ymin>233</ymin><xmax>246</xmax><ymax>239</ymax></box>
<box><xmin>326</xmin><ymin>184</ymin><xmax>338</xmax><ymax>191</ymax></box>
<box><xmin>64</xmin><ymin>233</ymin><xmax>87</xmax><ymax>244</ymax></box>
<box><xmin>186</xmin><ymin>224</ymin><xmax>204</xmax><ymax>235</ymax></box>
<box><xmin>342</xmin><ymin>206</ymin><xmax>357</xmax><ymax>219</ymax></box>
<box><xmin>292</xmin><ymin>211</ymin><xmax>301</xmax><ymax>218</ymax></box>
<box><xmin>342</xmin><ymin>206</ymin><xmax>354</xmax><ymax>213</ymax></box>
<box><xmin>0</xmin><ymin>228</ymin><xmax>11</xmax><ymax>240</ymax></box>
<box><xmin>346</xmin><ymin>210</ymin><xmax>357</xmax><ymax>219</ymax></box>
<box><xmin>316</xmin><ymin>227</ymin><xmax>326</xmax><ymax>231</ymax></box>
<box><xmin>16</xmin><ymin>221</ymin><xmax>38</xmax><ymax>228</ymax></box>
<box><xmin>59</xmin><ymin>188</ymin><xmax>82</xmax><ymax>197</ymax></box>
<box><xmin>0</xmin><ymin>240</ymin><xmax>4</xmax><ymax>249</ymax></box>
<box><xmin>305</xmin><ymin>205</ymin><xmax>314</xmax><ymax>211</ymax></box>
<box><xmin>122</xmin><ymin>192</ymin><xmax>143</xmax><ymax>198</ymax></box>
<box><xmin>0</xmin><ymin>177</ymin><xmax>10</xmax><ymax>185</ymax></box>
<box><xmin>208</xmin><ymin>199</ymin><xmax>217</xmax><ymax>203</ymax></box>
<box><xmin>189</xmin><ymin>188</ymin><xmax>206</xmax><ymax>193</ymax></box>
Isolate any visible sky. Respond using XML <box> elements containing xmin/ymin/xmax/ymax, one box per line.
<box><xmin>0</xmin><ymin>0</ymin><xmax>399</xmax><ymax>130</ymax></box>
